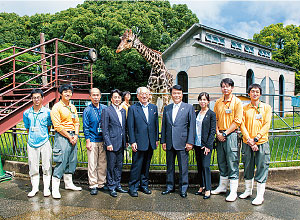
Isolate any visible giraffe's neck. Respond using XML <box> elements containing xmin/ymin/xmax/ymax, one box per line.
<box><xmin>133</xmin><ymin>38</ymin><xmax>162</xmax><ymax>67</ymax></box>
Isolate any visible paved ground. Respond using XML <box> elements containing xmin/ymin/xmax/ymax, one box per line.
<box><xmin>0</xmin><ymin>177</ymin><xmax>300</xmax><ymax>220</ymax></box>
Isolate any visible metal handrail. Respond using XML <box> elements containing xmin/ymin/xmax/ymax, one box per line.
<box><xmin>1</xmin><ymin>128</ymin><xmax>299</xmax><ymax>167</ymax></box>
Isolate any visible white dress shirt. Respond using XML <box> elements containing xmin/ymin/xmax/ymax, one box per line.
<box><xmin>172</xmin><ymin>102</ymin><xmax>182</xmax><ymax>123</ymax></box>
<box><xmin>112</xmin><ymin>104</ymin><xmax>122</xmax><ymax>126</ymax></box>
<box><xmin>140</xmin><ymin>102</ymin><xmax>149</xmax><ymax>122</ymax></box>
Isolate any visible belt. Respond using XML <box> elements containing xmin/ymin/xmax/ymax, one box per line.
<box><xmin>219</xmin><ymin>130</ymin><xmax>238</xmax><ymax>135</ymax></box>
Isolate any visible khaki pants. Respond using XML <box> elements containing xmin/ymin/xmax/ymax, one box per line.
<box><xmin>241</xmin><ymin>142</ymin><xmax>270</xmax><ymax>183</ymax></box>
<box><xmin>27</xmin><ymin>140</ymin><xmax>52</xmax><ymax>178</ymax></box>
<box><xmin>87</xmin><ymin>142</ymin><xmax>107</xmax><ymax>188</ymax></box>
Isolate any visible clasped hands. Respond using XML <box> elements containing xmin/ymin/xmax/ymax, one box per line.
<box><xmin>68</xmin><ymin>134</ymin><xmax>78</xmax><ymax>146</ymax></box>
<box><xmin>247</xmin><ymin>138</ymin><xmax>259</xmax><ymax>151</ymax></box>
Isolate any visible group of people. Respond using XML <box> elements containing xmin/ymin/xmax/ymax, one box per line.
<box><xmin>23</xmin><ymin>77</ymin><xmax>271</xmax><ymax>206</ymax></box>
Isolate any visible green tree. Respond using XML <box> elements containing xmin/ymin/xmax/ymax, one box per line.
<box><xmin>0</xmin><ymin>1</ymin><xmax>199</xmax><ymax>92</ymax></box>
<box><xmin>252</xmin><ymin>23</ymin><xmax>300</xmax><ymax>94</ymax></box>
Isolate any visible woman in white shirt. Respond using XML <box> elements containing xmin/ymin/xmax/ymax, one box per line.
<box><xmin>194</xmin><ymin>92</ymin><xmax>216</xmax><ymax>199</ymax></box>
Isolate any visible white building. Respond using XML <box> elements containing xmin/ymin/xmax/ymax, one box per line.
<box><xmin>163</xmin><ymin>24</ymin><xmax>296</xmax><ymax>114</ymax></box>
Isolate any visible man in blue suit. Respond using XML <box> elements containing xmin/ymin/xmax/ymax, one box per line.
<box><xmin>101</xmin><ymin>89</ymin><xmax>128</xmax><ymax>197</ymax></box>
<box><xmin>127</xmin><ymin>87</ymin><xmax>159</xmax><ymax>197</ymax></box>
<box><xmin>161</xmin><ymin>85</ymin><xmax>196</xmax><ymax>198</ymax></box>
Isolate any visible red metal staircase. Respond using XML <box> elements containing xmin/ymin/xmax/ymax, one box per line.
<box><xmin>0</xmin><ymin>38</ymin><xmax>95</xmax><ymax>134</ymax></box>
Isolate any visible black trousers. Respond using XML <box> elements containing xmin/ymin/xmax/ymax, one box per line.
<box><xmin>106</xmin><ymin>148</ymin><xmax>123</xmax><ymax>191</ymax></box>
<box><xmin>128</xmin><ymin>147</ymin><xmax>153</xmax><ymax>192</ymax></box>
<box><xmin>166</xmin><ymin>147</ymin><xmax>189</xmax><ymax>193</ymax></box>
<box><xmin>194</xmin><ymin>146</ymin><xmax>212</xmax><ymax>191</ymax></box>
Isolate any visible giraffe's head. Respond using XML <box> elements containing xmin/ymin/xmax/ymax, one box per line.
<box><xmin>116</xmin><ymin>29</ymin><xmax>135</xmax><ymax>53</ymax></box>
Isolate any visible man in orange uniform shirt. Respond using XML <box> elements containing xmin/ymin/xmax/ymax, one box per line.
<box><xmin>51</xmin><ymin>84</ymin><xmax>82</xmax><ymax>199</ymax></box>
<box><xmin>239</xmin><ymin>84</ymin><xmax>272</xmax><ymax>205</ymax></box>
<box><xmin>212</xmin><ymin>78</ymin><xmax>243</xmax><ymax>202</ymax></box>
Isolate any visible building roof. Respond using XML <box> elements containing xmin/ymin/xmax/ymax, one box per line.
<box><xmin>193</xmin><ymin>41</ymin><xmax>296</xmax><ymax>71</ymax></box>
<box><xmin>162</xmin><ymin>23</ymin><xmax>296</xmax><ymax>72</ymax></box>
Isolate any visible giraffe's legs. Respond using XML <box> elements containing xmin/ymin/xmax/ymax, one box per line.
<box><xmin>160</xmin><ymin>88</ymin><xmax>170</xmax><ymax>113</ymax></box>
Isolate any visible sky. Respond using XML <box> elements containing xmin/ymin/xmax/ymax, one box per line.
<box><xmin>1</xmin><ymin>0</ymin><xmax>300</xmax><ymax>39</ymax></box>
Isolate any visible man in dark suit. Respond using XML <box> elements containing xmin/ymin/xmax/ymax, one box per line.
<box><xmin>161</xmin><ymin>85</ymin><xmax>196</xmax><ymax>198</ymax></box>
<box><xmin>101</xmin><ymin>89</ymin><xmax>128</xmax><ymax>197</ymax></box>
<box><xmin>127</xmin><ymin>87</ymin><xmax>159</xmax><ymax>197</ymax></box>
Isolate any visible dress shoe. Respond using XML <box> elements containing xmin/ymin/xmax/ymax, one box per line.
<box><xmin>161</xmin><ymin>189</ymin><xmax>175</xmax><ymax>195</ymax></box>
<box><xmin>180</xmin><ymin>191</ymin><xmax>187</xmax><ymax>198</ymax></box>
<box><xmin>203</xmin><ymin>191</ymin><xmax>211</xmax><ymax>199</ymax></box>
<box><xmin>195</xmin><ymin>191</ymin><xmax>203</xmax><ymax>195</ymax></box>
<box><xmin>129</xmin><ymin>190</ymin><xmax>138</xmax><ymax>197</ymax></box>
<box><xmin>98</xmin><ymin>185</ymin><xmax>108</xmax><ymax>191</ymax></box>
<box><xmin>116</xmin><ymin>187</ymin><xmax>128</xmax><ymax>193</ymax></box>
<box><xmin>90</xmin><ymin>187</ymin><xmax>98</xmax><ymax>195</ymax></box>
<box><xmin>141</xmin><ymin>188</ymin><xmax>152</xmax><ymax>194</ymax></box>
<box><xmin>110</xmin><ymin>190</ymin><xmax>117</xmax><ymax>197</ymax></box>
<box><xmin>203</xmin><ymin>194</ymin><xmax>211</xmax><ymax>199</ymax></box>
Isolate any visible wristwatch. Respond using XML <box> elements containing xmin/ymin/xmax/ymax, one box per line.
<box><xmin>254</xmin><ymin>137</ymin><xmax>259</xmax><ymax>142</ymax></box>
<box><xmin>222</xmin><ymin>133</ymin><xmax>227</xmax><ymax>137</ymax></box>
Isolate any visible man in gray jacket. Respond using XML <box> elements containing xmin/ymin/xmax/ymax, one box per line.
<box><xmin>161</xmin><ymin>85</ymin><xmax>196</xmax><ymax>198</ymax></box>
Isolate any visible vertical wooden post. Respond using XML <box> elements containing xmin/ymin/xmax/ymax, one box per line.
<box><xmin>55</xmin><ymin>39</ymin><xmax>59</xmax><ymax>103</ymax></box>
<box><xmin>90</xmin><ymin>64</ymin><xmax>93</xmax><ymax>89</ymax></box>
<box><xmin>40</xmin><ymin>33</ymin><xmax>48</xmax><ymax>87</ymax></box>
<box><xmin>12</xmin><ymin>47</ymin><xmax>15</xmax><ymax>88</ymax></box>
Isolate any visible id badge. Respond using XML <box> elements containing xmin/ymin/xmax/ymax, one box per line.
<box><xmin>225</xmin><ymin>109</ymin><xmax>232</xmax><ymax>114</ymax></box>
<box><xmin>255</xmin><ymin>114</ymin><xmax>262</xmax><ymax>120</ymax></box>
<box><xmin>98</xmin><ymin>127</ymin><xmax>102</xmax><ymax>133</ymax></box>
<box><xmin>31</xmin><ymin>127</ymin><xmax>38</xmax><ymax>132</ymax></box>
<box><xmin>72</xmin><ymin>114</ymin><xmax>76</xmax><ymax>119</ymax></box>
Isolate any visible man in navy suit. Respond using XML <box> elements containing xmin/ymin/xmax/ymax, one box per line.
<box><xmin>101</xmin><ymin>89</ymin><xmax>128</xmax><ymax>197</ymax></box>
<box><xmin>127</xmin><ymin>87</ymin><xmax>159</xmax><ymax>197</ymax></box>
<box><xmin>161</xmin><ymin>85</ymin><xmax>196</xmax><ymax>198</ymax></box>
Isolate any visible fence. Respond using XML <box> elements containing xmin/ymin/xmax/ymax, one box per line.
<box><xmin>1</xmin><ymin>128</ymin><xmax>299</xmax><ymax>168</ymax></box>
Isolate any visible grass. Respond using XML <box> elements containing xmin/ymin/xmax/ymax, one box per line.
<box><xmin>1</xmin><ymin>115</ymin><xmax>300</xmax><ymax>170</ymax></box>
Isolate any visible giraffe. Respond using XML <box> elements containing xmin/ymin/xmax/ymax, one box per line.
<box><xmin>116</xmin><ymin>29</ymin><xmax>173</xmax><ymax>112</ymax></box>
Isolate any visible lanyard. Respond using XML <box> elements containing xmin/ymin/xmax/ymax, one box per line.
<box><xmin>33</xmin><ymin>108</ymin><xmax>41</xmax><ymax>127</ymax></box>
<box><xmin>92</xmin><ymin>105</ymin><xmax>102</xmax><ymax>122</ymax></box>
<box><xmin>223</xmin><ymin>96</ymin><xmax>233</xmax><ymax>109</ymax></box>
<box><xmin>251</xmin><ymin>102</ymin><xmax>260</xmax><ymax>114</ymax></box>
<box><xmin>66</xmin><ymin>105</ymin><xmax>74</xmax><ymax>114</ymax></box>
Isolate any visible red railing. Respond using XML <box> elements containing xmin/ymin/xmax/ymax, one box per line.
<box><xmin>0</xmin><ymin>38</ymin><xmax>95</xmax><ymax>133</ymax></box>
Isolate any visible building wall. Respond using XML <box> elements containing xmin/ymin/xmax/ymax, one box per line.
<box><xmin>164</xmin><ymin>40</ymin><xmax>294</xmax><ymax>113</ymax></box>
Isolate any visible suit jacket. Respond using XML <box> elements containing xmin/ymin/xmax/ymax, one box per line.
<box><xmin>195</xmin><ymin>109</ymin><xmax>216</xmax><ymax>150</ymax></box>
<box><xmin>161</xmin><ymin>102</ymin><xmax>196</xmax><ymax>151</ymax></box>
<box><xmin>127</xmin><ymin>102</ymin><xmax>159</xmax><ymax>151</ymax></box>
<box><xmin>101</xmin><ymin>105</ymin><xmax>126</xmax><ymax>152</ymax></box>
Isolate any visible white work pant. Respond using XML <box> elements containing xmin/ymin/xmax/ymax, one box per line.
<box><xmin>27</xmin><ymin>140</ymin><xmax>52</xmax><ymax>178</ymax></box>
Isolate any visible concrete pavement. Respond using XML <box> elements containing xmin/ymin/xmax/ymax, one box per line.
<box><xmin>0</xmin><ymin>177</ymin><xmax>300</xmax><ymax>220</ymax></box>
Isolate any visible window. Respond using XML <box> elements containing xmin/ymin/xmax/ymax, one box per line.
<box><xmin>231</xmin><ymin>41</ymin><xmax>242</xmax><ymax>50</ymax></box>
<box><xmin>244</xmin><ymin>45</ymin><xmax>254</xmax><ymax>54</ymax></box>
<box><xmin>205</xmin><ymin>34</ymin><xmax>213</xmax><ymax>42</ymax></box>
<box><xmin>205</xmin><ymin>33</ymin><xmax>225</xmax><ymax>46</ymax></box>
<box><xmin>258</xmin><ymin>49</ymin><xmax>271</xmax><ymax>58</ymax></box>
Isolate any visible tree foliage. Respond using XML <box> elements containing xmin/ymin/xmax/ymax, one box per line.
<box><xmin>0</xmin><ymin>1</ymin><xmax>198</xmax><ymax>92</ymax></box>
<box><xmin>252</xmin><ymin>23</ymin><xmax>300</xmax><ymax>94</ymax></box>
